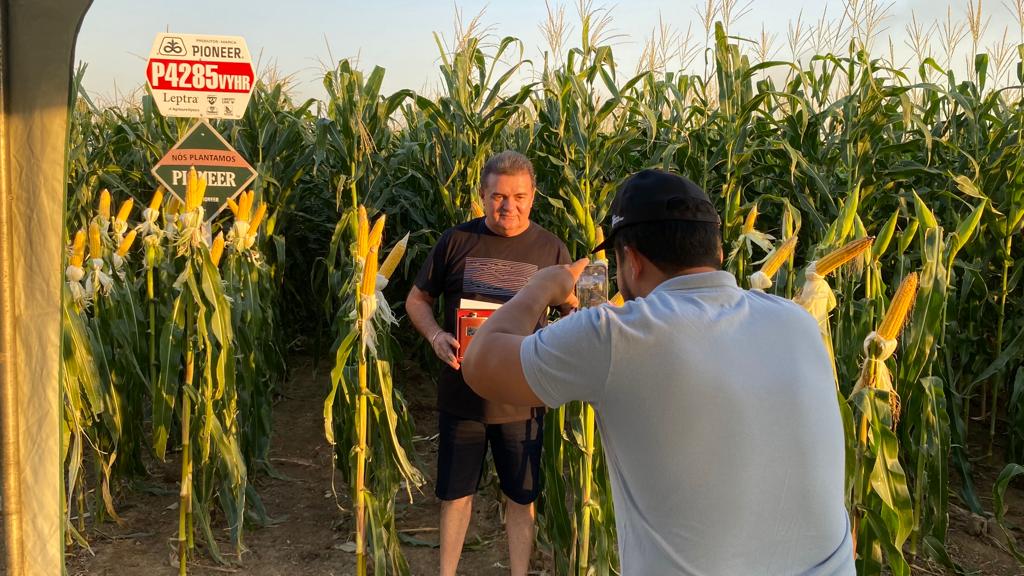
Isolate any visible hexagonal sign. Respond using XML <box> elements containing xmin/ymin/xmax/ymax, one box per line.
<box><xmin>152</xmin><ymin>120</ymin><xmax>256</xmax><ymax>220</ymax></box>
<box><xmin>146</xmin><ymin>33</ymin><xmax>255</xmax><ymax>120</ymax></box>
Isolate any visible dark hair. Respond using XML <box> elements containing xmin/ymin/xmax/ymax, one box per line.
<box><xmin>480</xmin><ymin>150</ymin><xmax>536</xmax><ymax>190</ymax></box>
<box><xmin>612</xmin><ymin>220</ymin><xmax>722</xmax><ymax>273</ymax></box>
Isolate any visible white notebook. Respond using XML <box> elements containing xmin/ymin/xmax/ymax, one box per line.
<box><xmin>459</xmin><ymin>298</ymin><xmax>501</xmax><ymax>311</ymax></box>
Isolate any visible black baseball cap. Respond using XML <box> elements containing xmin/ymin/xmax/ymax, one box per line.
<box><xmin>592</xmin><ymin>169</ymin><xmax>720</xmax><ymax>253</ymax></box>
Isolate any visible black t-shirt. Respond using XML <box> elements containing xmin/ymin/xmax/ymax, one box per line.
<box><xmin>414</xmin><ymin>218</ymin><xmax>571</xmax><ymax>423</ymax></box>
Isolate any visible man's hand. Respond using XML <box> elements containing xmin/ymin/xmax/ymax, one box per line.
<box><xmin>431</xmin><ymin>331</ymin><xmax>461</xmax><ymax>370</ymax></box>
<box><xmin>526</xmin><ymin>258</ymin><xmax>590</xmax><ymax>308</ymax></box>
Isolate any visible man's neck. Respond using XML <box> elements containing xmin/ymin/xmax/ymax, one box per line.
<box><xmin>639</xmin><ymin>267</ymin><xmax>720</xmax><ymax>296</ymax></box>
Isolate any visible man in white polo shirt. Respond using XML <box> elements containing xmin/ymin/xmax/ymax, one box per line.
<box><xmin>462</xmin><ymin>169</ymin><xmax>854</xmax><ymax>575</ymax></box>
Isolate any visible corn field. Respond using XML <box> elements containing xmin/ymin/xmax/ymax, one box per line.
<box><xmin>64</xmin><ymin>1</ymin><xmax>1024</xmax><ymax>573</ymax></box>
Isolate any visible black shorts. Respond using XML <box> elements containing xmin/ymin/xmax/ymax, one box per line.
<box><xmin>435</xmin><ymin>411</ymin><xmax>544</xmax><ymax>505</ymax></box>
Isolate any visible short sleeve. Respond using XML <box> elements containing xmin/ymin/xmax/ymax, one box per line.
<box><xmin>520</xmin><ymin>306</ymin><xmax>612</xmax><ymax>407</ymax></box>
<box><xmin>414</xmin><ymin>230</ymin><xmax>451</xmax><ymax>298</ymax></box>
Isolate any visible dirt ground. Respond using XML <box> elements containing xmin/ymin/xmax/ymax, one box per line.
<box><xmin>16</xmin><ymin>354</ymin><xmax>1024</xmax><ymax>575</ymax></box>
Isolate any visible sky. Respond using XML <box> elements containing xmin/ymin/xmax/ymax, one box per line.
<box><xmin>75</xmin><ymin>0</ymin><xmax>1022</xmax><ymax>105</ymax></box>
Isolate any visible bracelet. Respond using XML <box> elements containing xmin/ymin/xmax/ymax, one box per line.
<box><xmin>429</xmin><ymin>330</ymin><xmax>444</xmax><ymax>345</ymax></box>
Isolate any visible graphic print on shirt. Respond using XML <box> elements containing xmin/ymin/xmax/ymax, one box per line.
<box><xmin>463</xmin><ymin>257</ymin><xmax>538</xmax><ymax>298</ymax></box>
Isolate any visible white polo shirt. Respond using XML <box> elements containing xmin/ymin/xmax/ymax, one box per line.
<box><xmin>521</xmin><ymin>271</ymin><xmax>854</xmax><ymax>575</ymax></box>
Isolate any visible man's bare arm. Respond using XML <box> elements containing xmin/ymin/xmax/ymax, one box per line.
<box><xmin>406</xmin><ymin>285</ymin><xmax>461</xmax><ymax>370</ymax></box>
<box><xmin>462</xmin><ymin>259</ymin><xmax>588</xmax><ymax>406</ymax></box>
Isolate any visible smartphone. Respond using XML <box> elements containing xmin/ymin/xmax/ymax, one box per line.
<box><xmin>576</xmin><ymin>260</ymin><xmax>609</xmax><ymax>308</ymax></box>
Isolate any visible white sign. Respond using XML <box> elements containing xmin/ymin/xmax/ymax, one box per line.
<box><xmin>146</xmin><ymin>33</ymin><xmax>256</xmax><ymax>120</ymax></box>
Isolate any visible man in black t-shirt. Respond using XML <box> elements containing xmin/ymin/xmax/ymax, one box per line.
<box><xmin>406</xmin><ymin>150</ymin><xmax>573</xmax><ymax>576</ymax></box>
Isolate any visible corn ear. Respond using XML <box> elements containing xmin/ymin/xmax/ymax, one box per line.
<box><xmin>98</xmin><ymin>189</ymin><xmax>111</xmax><ymax>220</ymax></box>
<box><xmin>166</xmin><ymin>196</ymin><xmax>182</xmax><ymax>216</ymax></box>
<box><xmin>70</xmin><ymin>230</ymin><xmax>87</xmax><ymax>268</ymax></box>
<box><xmin>239</xmin><ymin>191</ymin><xmax>250</xmax><ymax>221</ymax></box>
<box><xmin>610</xmin><ymin>292</ymin><xmax>624</xmax><ymax>306</ymax></box>
<box><xmin>759</xmin><ymin>236</ymin><xmax>798</xmax><ymax>278</ymax></box>
<box><xmin>471</xmin><ymin>197</ymin><xmax>485</xmax><ymax>218</ymax></box>
<box><xmin>379</xmin><ymin>233</ymin><xmax>409</xmax><ymax>281</ymax></box>
<box><xmin>593</xmin><ymin>228</ymin><xmax>606</xmax><ymax>261</ymax></box>
<box><xmin>210</xmin><ymin>233</ymin><xmax>226</xmax><ymax>267</ymax></box>
<box><xmin>815</xmin><ymin>236</ymin><xmax>874</xmax><ymax>276</ymax></box>
<box><xmin>742</xmin><ymin>204</ymin><xmax>758</xmax><ymax>235</ymax></box>
<box><xmin>877</xmin><ymin>272</ymin><xmax>918</xmax><ymax>340</ymax></box>
<box><xmin>249</xmin><ymin>203</ymin><xmax>267</xmax><ymax>238</ymax></box>
<box><xmin>361</xmin><ymin>245</ymin><xmax>379</xmax><ymax>297</ymax></box>
<box><xmin>185</xmin><ymin>167</ymin><xmax>207</xmax><ymax>212</ymax></box>
<box><xmin>88</xmin><ymin>222</ymin><xmax>102</xmax><ymax>260</ymax></box>
<box><xmin>226</xmin><ymin>198</ymin><xmax>240</xmax><ymax>217</ymax></box>
<box><xmin>149</xmin><ymin>187</ymin><xmax>165</xmax><ymax>211</ymax></box>
<box><xmin>368</xmin><ymin>214</ymin><xmax>386</xmax><ymax>252</ymax></box>
<box><xmin>238</xmin><ymin>191</ymin><xmax>254</xmax><ymax>221</ymax></box>
<box><xmin>115</xmin><ymin>198</ymin><xmax>134</xmax><ymax>223</ymax></box>
<box><xmin>186</xmin><ymin>167</ymin><xmax>199</xmax><ymax>211</ymax></box>
<box><xmin>116</xmin><ymin>230</ymin><xmax>137</xmax><ymax>257</ymax></box>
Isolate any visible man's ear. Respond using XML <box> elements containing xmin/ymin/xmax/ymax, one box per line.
<box><xmin>624</xmin><ymin>245</ymin><xmax>644</xmax><ymax>281</ymax></box>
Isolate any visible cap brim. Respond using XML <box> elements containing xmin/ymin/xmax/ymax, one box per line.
<box><xmin>591</xmin><ymin>237</ymin><xmax>613</xmax><ymax>254</ymax></box>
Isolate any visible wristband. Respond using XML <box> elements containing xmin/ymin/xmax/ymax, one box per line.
<box><xmin>430</xmin><ymin>330</ymin><xmax>444</xmax><ymax>345</ymax></box>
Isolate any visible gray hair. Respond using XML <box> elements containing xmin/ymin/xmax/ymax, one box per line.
<box><xmin>480</xmin><ymin>150</ymin><xmax>536</xmax><ymax>191</ymax></box>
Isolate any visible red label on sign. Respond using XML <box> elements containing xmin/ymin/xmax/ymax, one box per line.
<box><xmin>146</xmin><ymin>59</ymin><xmax>254</xmax><ymax>93</ymax></box>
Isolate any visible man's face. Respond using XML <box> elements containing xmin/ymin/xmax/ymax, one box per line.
<box><xmin>480</xmin><ymin>172</ymin><xmax>534</xmax><ymax>237</ymax></box>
